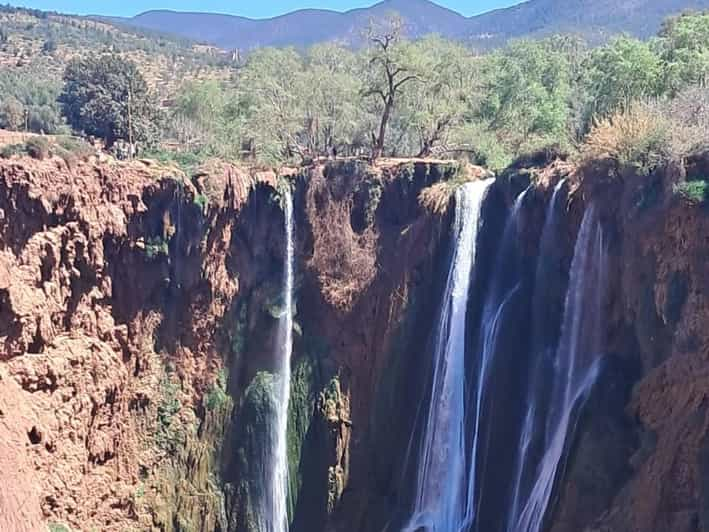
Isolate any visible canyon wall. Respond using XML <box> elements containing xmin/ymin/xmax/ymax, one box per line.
<box><xmin>1</xmin><ymin>150</ymin><xmax>709</xmax><ymax>532</ymax></box>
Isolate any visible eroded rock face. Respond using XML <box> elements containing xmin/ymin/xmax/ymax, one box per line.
<box><xmin>4</xmin><ymin>152</ymin><xmax>709</xmax><ymax>532</ymax></box>
<box><xmin>0</xmin><ymin>156</ymin><xmax>275</xmax><ymax>531</ymax></box>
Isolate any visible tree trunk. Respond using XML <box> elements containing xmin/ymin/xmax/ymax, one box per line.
<box><xmin>373</xmin><ymin>98</ymin><xmax>393</xmax><ymax>161</ymax></box>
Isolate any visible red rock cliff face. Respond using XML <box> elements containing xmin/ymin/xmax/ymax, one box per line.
<box><xmin>0</xmin><ymin>156</ymin><xmax>276</xmax><ymax>532</ymax></box>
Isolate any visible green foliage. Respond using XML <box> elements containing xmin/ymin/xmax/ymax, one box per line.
<box><xmin>144</xmin><ymin>236</ymin><xmax>170</xmax><ymax>259</ymax></box>
<box><xmin>48</xmin><ymin>523</ymin><xmax>71</xmax><ymax>532</ymax></box>
<box><xmin>660</xmin><ymin>12</ymin><xmax>709</xmax><ymax>94</ymax></box>
<box><xmin>0</xmin><ymin>143</ymin><xmax>26</xmax><ymax>159</ymax></box>
<box><xmin>60</xmin><ymin>54</ymin><xmax>162</xmax><ymax>148</ymax></box>
<box><xmin>286</xmin><ymin>353</ymin><xmax>320</xmax><ymax>518</ymax></box>
<box><xmin>25</xmin><ymin>136</ymin><xmax>50</xmax><ymax>159</ymax></box>
<box><xmin>674</xmin><ymin>179</ymin><xmax>709</xmax><ymax>204</ymax></box>
<box><xmin>0</xmin><ymin>71</ymin><xmax>65</xmax><ymax>133</ymax></box>
<box><xmin>155</xmin><ymin>373</ymin><xmax>184</xmax><ymax>452</ymax></box>
<box><xmin>193</xmin><ymin>193</ymin><xmax>209</xmax><ymax>213</ymax></box>
<box><xmin>584</xmin><ymin>36</ymin><xmax>663</xmax><ymax>118</ymax></box>
<box><xmin>478</xmin><ymin>37</ymin><xmax>574</xmax><ymax>155</ymax></box>
<box><xmin>204</xmin><ymin>369</ymin><xmax>230</xmax><ymax>411</ymax></box>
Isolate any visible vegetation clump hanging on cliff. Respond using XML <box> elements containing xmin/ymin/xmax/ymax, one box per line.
<box><xmin>306</xmin><ymin>170</ymin><xmax>378</xmax><ymax>311</ymax></box>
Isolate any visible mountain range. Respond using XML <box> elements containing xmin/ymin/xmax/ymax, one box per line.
<box><xmin>100</xmin><ymin>0</ymin><xmax>709</xmax><ymax>50</ymax></box>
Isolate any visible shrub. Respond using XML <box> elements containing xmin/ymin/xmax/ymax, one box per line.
<box><xmin>582</xmin><ymin>104</ymin><xmax>671</xmax><ymax>174</ymax></box>
<box><xmin>0</xmin><ymin>143</ymin><xmax>26</xmax><ymax>159</ymax></box>
<box><xmin>193</xmin><ymin>193</ymin><xmax>208</xmax><ymax>213</ymax></box>
<box><xmin>674</xmin><ymin>180</ymin><xmax>709</xmax><ymax>204</ymax></box>
<box><xmin>56</xmin><ymin>135</ymin><xmax>95</xmax><ymax>160</ymax></box>
<box><xmin>144</xmin><ymin>236</ymin><xmax>170</xmax><ymax>259</ymax></box>
<box><xmin>25</xmin><ymin>136</ymin><xmax>50</xmax><ymax>160</ymax></box>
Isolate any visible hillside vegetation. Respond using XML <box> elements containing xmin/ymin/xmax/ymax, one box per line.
<box><xmin>105</xmin><ymin>0</ymin><xmax>709</xmax><ymax>50</ymax></box>
<box><xmin>0</xmin><ymin>5</ymin><xmax>235</xmax><ymax>106</ymax></box>
<box><xmin>1</xmin><ymin>5</ymin><xmax>708</xmax><ymax>179</ymax></box>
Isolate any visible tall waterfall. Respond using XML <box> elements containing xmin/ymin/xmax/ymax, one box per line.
<box><xmin>265</xmin><ymin>190</ymin><xmax>295</xmax><ymax>532</ymax></box>
<box><xmin>511</xmin><ymin>204</ymin><xmax>607</xmax><ymax>532</ymax></box>
<box><xmin>465</xmin><ymin>188</ymin><xmax>527</xmax><ymax>532</ymax></box>
<box><xmin>403</xmin><ymin>179</ymin><xmax>493</xmax><ymax>532</ymax></box>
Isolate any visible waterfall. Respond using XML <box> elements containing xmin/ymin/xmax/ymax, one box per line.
<box><xmin>507</xmin><ymin>179</ymin><xmax>568</xmax><ymax>529</ymax></box>
<box><xmin>403</xmin><ymin>179</ymin><xmax>493</xmax><ymax>532</ymax></box>
<box><xmin>265</xmin><ymin>190</ymin><xmax>295</xmax><ymax>532</ymax></box>
<box><xmin>511</xmin><ymin>204</ymin><xmax>607</xmax><ymax>532</ymax></box>
<box><xmin>464</xmin><ymin>188</ymin><xmax>527</xmax><ymax>532</ymax></box>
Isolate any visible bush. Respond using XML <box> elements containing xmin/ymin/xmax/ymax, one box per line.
<box><xmin>25</xmin><ymin>136</ymin><xmax>50</xmax><ymax>160</ymax></box>
<box><xmin>56</xmin><ymin>135</ymin><xmax>95</xmax><ymax>160</ymax></box>
<box><xmin>0</xmin><ymin>143</ymin><xmax>26</xmax><ymax>159</ymax></box>
<box><xmin>674</xmin><ymin>180</ymin><xmax>709</xmax><ymax>204</ymax></box>
<box><xmin>582</xmin><ymin>105</ymin><xmax>671</xmax><ymax>174</ymax></box>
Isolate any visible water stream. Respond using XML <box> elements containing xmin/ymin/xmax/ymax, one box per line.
<box><xmin>264</xmin><ymin>190</ymin><xmax>295</xmax><ymax>532</ymax></box>
<box><xmin>403</xmin><ymin>179</ymin><xmax>494</xmax><ymax>532</ymax></box>
<box><xmin>511</xmin><ymin>204</ymin><xmax>608</xmax><ymax>532</ymax></box>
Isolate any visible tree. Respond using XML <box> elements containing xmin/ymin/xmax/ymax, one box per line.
<box><xmin>477</xmin><ymin>38</ymin><xmax>573</xmax><ymax>156</ymax></box>
<box><xmin>584</xmin><ymin>36</ymin><xmax>663</xmax><ymax>118</ymax></box>
<box><xmin>238</xmin><ymin>47</ymin><xmax>306</xmax><ymax>163</ymax></box>
<box><xmin>304</xmin><ymin>43</ymin><xmax>363</xmax><ymax>157</ymax></box>
<box><xmin>0</xmin><ymin>97</ymin><xmax>24</xmax><ymax>131</ymax></box>
<box><xmin>659</xmin><ymin>12</ymin><xmax>709</xmax><ymax>93</ymax></box>
<box><xmin>396</xmin><ymin>36</ymin><xmax>477</xmax><ymax>157</ymax></box>
<box><xmin>362</xmin><ymin>15</ymin><xmax>420</xmax><ymax>160</ymax></box>
<box><xmin>59</xmin><ymin>54</ymin><xmax>161</xmax><ymax>149</ymax></box>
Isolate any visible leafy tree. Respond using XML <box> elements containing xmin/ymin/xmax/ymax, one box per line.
<box><xmin>302</xmin><ymin>43</ymin><xmax>364</xmax><ymax>157</ymax></box>
<box><xmin>477</xmin><ymin>38</ymin><xmax>573</xmax><ymax>157</ymax></box>
<box><xmin>59</xmin><ymin>54</ymin><xmax>161</xmax><ymax>148</ymax></box>
<box><xmin>0</xmin><ymin>71</ymin><xmax>64</xmax><ymax>133</ymax></box>
<box><xmin>238</xmin><ymin>47</ymin><xmax>306</xmax><ymax>163</ymax></box>
<box><xmin>363</xmin><ymin>15</ymin><xmax>421</xmax><ymax>159</ymax></box>
<box><xmin>0</xmin><ymin>97</ymin><xmax>24</xmax><ymax>131</ymax></box>
<box><xmin>396</xmin><ymin>36</ymin><xmax>477</xmax><ymax>157</ymax></box>
<box><xmin>659</xmin><ymin>12</ymin><xmax>709</xmax><ymax>93</ymax></box>
<box><xmin>584</xmin><ymin>36</ymin><xmax>663</xmax><ymax>118</ymax></box>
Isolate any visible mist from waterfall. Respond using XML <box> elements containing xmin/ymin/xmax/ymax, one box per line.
<box><xmin>263</xmin><ymin>190</ymin><xmax>295</xmax><ymax>532</ymax></box>
<box><xmin>403</xmin><ymin>179</ymin><xmax>493</xmax><ymax>532</ymax></box>
<box><xmin>510</xmin><ymin>203</ymin><xmax>608</xmax><ymax>532</ymax></box>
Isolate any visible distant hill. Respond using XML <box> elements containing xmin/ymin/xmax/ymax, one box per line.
<box><xmin>100</xmin><ymin>0</ymin><xmax>709</xmax><ymax>50</ymax></box>
<box><xmin>0</xmin><ymin>4</ymin><xmax>234</xmax><ymax>101</ymax></box>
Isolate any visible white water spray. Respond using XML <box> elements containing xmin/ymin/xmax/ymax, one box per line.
<box><xmin>403</xmin><ymin>179</ymin><xmax>493</xmax><ymax>532</ymax></box>
<box><xmin>266</xmin><ymin>190</ymin><xmax>295</xmax><ymax>532</ymax></box>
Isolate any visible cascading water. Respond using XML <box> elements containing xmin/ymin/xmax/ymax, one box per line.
<box><xmin>464</xmin><ymin>188</ymin><xmax>528</xmax><ymax>532</ymax></box>
<box><xmin>403</xmin><ymin>179</ymin><xmax>493</xmax><ymax>532</ymax></box>
<box><xmin>507</xmin><ymin>179</ymin><xmax>568</xmax><ymax>529</ymax></box>
<box><xmin>511</xmin><ymin>204</ymin><xmax>607</xmax><ymax>532</ymax></box>
<box><xmin>263</xmin><ymin>190</ymin><xmax>295</xmax><ymax>532</ymax></box>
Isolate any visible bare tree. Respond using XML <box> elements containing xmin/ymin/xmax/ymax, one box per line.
<box><xmin>363</xmin><ymin>14</ymin><xmax>419</xmax><ymax>160</ymax></box>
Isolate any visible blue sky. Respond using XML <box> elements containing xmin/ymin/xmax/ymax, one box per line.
<box><xmin>12</xmin><ymin>1</ymin><xmax>523</xmax><ymax>18</ymax></box>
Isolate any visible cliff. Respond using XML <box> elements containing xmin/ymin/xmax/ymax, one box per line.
<box><xmin>2</xmin><ymin>149</ymin><xmax>709</xmax><ymax>532</ymax></box>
